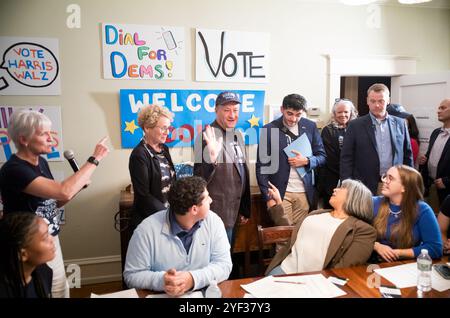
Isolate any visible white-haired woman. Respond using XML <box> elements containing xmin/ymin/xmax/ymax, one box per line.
<box><xmin>318</xmin><ymin>98</ymin><xmax>358</xmax><ymax>208</ymax></box>
<box><xmin>128</xmin><ymin>104</ymin><xmax>176</xmax><ymax>231</ymax></box>
<box><xmin>266</xmin><ymin>179</ymin><xmax>376</xmax><ymax>276</ymax></box>
<box><xmin>0</xmin><ymin>109</ymin><xmax>109</xmax><ymax>297</ymax></box>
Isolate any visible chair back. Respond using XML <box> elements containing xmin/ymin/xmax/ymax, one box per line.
<box><xmin>257</xmin><ymin>225</ymin><xmax>294</xmax><ymax>275</ymax></box>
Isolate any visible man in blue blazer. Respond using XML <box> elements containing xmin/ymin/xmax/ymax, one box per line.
<box><xmin>256</xmin><ymin>94</ymin><xmax>326</xmax><ymax>225</ymax></box>
<box><xmin>419</xmin><ymin>98</ymin><xmax>450</xmax><ymax>205</ymax></box>
<box><xmin>340</xmin><ymin>83</ymin><xmax>413</xmax><ymax>195</ymax></box>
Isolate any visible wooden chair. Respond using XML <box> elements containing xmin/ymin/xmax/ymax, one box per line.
<box><xmin>257</xmin><ymin>225</ymin><xmax>294</xmax><ymax>275</ymax></box>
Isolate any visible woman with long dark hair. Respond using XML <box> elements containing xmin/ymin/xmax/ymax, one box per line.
<box><xmin>0</xmin><ymin>213</ymin><xmax>55</xmax><ymax>298</ymax></box>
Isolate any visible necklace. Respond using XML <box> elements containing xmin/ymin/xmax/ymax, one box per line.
<box><xmin>389</xmin><ymin>208</ymin><xmax>402</xmax><ymax>218</ymax></box>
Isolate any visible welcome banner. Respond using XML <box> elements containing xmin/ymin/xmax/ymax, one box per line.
<box><xmin>120</xmin><ymin>89</ymin><xmax>265</xmax><ymax>148</ymax></box>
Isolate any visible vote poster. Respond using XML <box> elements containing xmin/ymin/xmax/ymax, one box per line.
<box><xmin>0</xmin><ymin>37</ymin><xmax>60</xmax><ymax>95</ymax></box>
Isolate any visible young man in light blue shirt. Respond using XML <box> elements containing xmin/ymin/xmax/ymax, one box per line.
<box><xmin>123</xmin><ymin>176</ymin><xmax>232</xmax><ymax>296</ymax></box>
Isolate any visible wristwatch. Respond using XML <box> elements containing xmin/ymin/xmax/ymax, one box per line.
<box><xmin>87</xmin><ymin>156</ymin><xmax>99</xmax><ymax>166</ymax></box>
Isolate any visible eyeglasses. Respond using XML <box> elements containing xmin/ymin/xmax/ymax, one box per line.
<box><xmin>155</xmin><ymin>126</ymin><xmax>171</xmax><ymax>133</ymax></box>
<box><xmin>381</xmin><ymin>173</ymin><xmax>398</xmax><ymax>184</ymax></box>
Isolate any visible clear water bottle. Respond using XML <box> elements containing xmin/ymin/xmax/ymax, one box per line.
<box><xmin>417</xmin><ymin>249</ymin><xmax>432</xmax><ymax>292</ymax></box>
<box><xmin>205</xmin><ymin>279</ymin><xmax>222</xmax><ymax>298</ymax></box>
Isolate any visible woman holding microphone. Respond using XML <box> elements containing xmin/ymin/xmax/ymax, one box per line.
<box><xmin>0</xmin><ymin>109</ymin><xmax>109</xmax><ymax>297</ymax></box>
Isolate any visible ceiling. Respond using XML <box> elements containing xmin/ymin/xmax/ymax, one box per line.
<box><xmin>296</xmin><ymin>0</ymin><xmax>450</xmax><ymax>9</ymax></box>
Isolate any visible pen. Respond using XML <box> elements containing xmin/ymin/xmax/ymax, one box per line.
<box><xmin>274</xmin><ymin>280</ymin><xmax>305</xmax><ymax>285</ymax></box>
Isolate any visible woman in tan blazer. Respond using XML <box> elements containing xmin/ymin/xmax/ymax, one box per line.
<box><xmin>265</xmin><ymin>179</ymin><xmax>376</xmax><ymax>276</ymax></box>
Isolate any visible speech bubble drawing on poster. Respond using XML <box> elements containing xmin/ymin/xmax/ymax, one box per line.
<box><xmin>0</xmin><ymin>42</ymin><xmax>59</xmax><ymax>88</ymax></box>
<box><xmin>0</xmin><ymin>37</ymin><xmax>61</xmax><ymax>95</ymax></box>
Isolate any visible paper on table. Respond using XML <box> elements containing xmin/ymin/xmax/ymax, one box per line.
<box><xmin>145</xmin><ymin>291</ymin><xmax>204</xmax><ymax>298</ymax></box>
<box><xmin>91</xmin><ymin>288</ymin><xmax>139</xmax><ymax>298</ymax></box>
<box><xmin>374</xmin><ymin>262</ymin><xmax>450</xmax><ymax>292</ymax></box>
<box><xmin>283</xmin><ymin>133</ymin><xmax>312</xmax><ymax>178</ymax></box>
<box><xmin>240</xmin><ymin>274</ymin><xmax>346</xmax><ymax>298</ymax></box>
<box><xmin>374</xmin><ymin>263</ymin><xmax>417</xmax><ymax>288</ymax></box>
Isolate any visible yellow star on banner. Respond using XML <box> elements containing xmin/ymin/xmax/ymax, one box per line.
<box><xmin>247</xmin><ymin>114</ymin><xmax>260</xmax><ymax>128</ymax></box>
<box><xmin>124</xmin><ymin>120</ymin><xmax>139</xmax><ymax>134</ymax></box>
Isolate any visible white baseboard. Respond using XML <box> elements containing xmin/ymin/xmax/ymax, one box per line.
<box><xmin>64</xmin><ymin>255</ymin><xmax>122</xmax><ymax>285</ymax></box>
<box><xmin>80</xmin><ymin>274</ymin><xmax>122</xmax><ymax>285</ymax></box>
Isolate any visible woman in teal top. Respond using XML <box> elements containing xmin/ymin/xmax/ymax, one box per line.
<box><xmin>372</xmin><ymin>165</ymin><xmax>442</xmax><ymax>262</ymax></box>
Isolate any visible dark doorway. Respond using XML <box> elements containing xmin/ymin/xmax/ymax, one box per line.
<box><xmin>357</xmin><ymin>77</ymin><xmax>391</xmax><ymax>116</ymax></box>
<box><xmin>340</xmin><ymin>76</ymin><xmax>391</xmax><ymax>116</ymax></box>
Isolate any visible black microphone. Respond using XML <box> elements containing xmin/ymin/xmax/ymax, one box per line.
<box><xmin>63</xmin><ymin>150</ymin><xmax>80</xmax><ymax>172</ymax></box>
<box><xmin>64</xmin><ymin>150</ymin><xmax>87</xmax><ymax>189</ymax></box>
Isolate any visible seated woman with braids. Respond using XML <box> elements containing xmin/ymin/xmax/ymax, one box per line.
<box><xmin>0</xmin><ymin>213</ymin><xmax>55</xmax><ymax>298</ymax></box>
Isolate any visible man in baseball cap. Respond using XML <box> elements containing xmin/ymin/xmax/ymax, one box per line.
<box><xmin>215</xmin><ymin>91</ymin><xmax>241</xmax><ymax>107</ymax></box>
<box><xmin>213</xmin><ymin>91</ymin><xmax>241</xmax><ymax>129</ymax></box>
<box><xmin>194</xmin><ymin>91</ymin><xmax>251</xmax><ymax>258</ymax></box>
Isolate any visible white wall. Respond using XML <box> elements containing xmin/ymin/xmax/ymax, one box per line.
<box><xmin>0</xmin><ymin>0</ymin><xmax>449</xmax><ymax>281</ymax></box>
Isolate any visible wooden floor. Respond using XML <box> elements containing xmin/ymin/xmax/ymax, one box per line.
<box><xmin>70</xmin><ymin>281</ymin><xmax>123</xmax><ymax>298</ymax></box>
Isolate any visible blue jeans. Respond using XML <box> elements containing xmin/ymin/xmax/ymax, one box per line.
<box><xmin>267</xmin><ymin>265</ymin><xmax>285</xmax><ymax>276</ymax></box>
<box><xmin>225</xmin><ymin>227</ymin><xmax>234</xmax><ymax>245</ymax></box>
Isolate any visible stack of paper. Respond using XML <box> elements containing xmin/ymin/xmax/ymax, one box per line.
<box><xmin>241</xmin><ymin>274</ymin><xmax>346</xmax><ymax>298</ymax></box>
<box><xmin>91</xmin><ymin>288</ymin><xmax>139</xmax><ymax>298</ymax></box>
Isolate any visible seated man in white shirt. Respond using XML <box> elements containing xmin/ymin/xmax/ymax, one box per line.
<box><xmin>123</xmin><ymin>176</ymin><xmax>232</xmax><ymax>296</ymax></box>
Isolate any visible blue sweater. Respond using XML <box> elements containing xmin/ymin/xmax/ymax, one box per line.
<box><xmin>372</xmin><ymin>196</ymin><xmax>443</xmax><ymax>259</ymax></box>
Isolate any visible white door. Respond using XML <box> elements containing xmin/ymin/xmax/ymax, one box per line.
<box><xmin>391</xmin><ymin>71</ymin><xmax>450</xmax><ymax>155</ymax></box>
